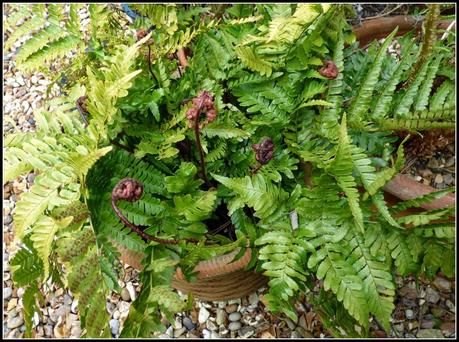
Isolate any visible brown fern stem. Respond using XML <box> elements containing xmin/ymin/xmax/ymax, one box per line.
<box><xmin>111</xmin><ymin>199</ymin><xmax>200</xmax><ymax>245</ymax></box>
<box><xmin>405</xmin><ymin>4</ymin><xmax>440</xmax><ymax>87</ymax></box>
<box><xmin>194</xmin><ymin>99</ymin><xmax>210</xmax><ymax>187</ymax></box>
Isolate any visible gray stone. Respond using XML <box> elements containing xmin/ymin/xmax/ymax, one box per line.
<box><xmin>285</xmin><ymin>317</ymin><xmax>297</xmax><ymax>330</ymax></box>
<box><xmin>433</xmin><ymin>276</ymin><xmax>452</xmax><ymax>292</ymax></box>
<box><xmin>27</xmin><ymin>173</ymin><xmax>36</xmax><ymax>183</ymax></box>
<box><xmin>7</xmin><ymin>316</ymin><xmax>24</xmax><ymax>329</ymax></box>
<box><xmin>417</xmin><ymin>329</ymin><xmax>444</xmax><ymax>339</ymax></box>
<box><xmin>44</xmin><ymin>324</ymin><xmax>53</xmax><ymax>336</ymax></box>
<box><xmin>109</xmin><ymin>319</ymin><xmax>120</xmax><ymax>336</ymax></box>
<box><xmin>198</xmin><ymin>307</ymin><xmax>210</xmax><ymax>324</ymax></box>
<box><xmin>445</xmin><ymin>157</ymin><xmax>455</xmax><ymax>167</ymax></box>
<box><xmin>3</xmin><ymin>287</ymin><xmax>13</xmax><ymax>299</ymax></box>
<box><xmin>405</xmin><ymin>309</ymin><xmax>415</xmax><ymax>320</ymax></box>
<box><xmin>425</xmin><ymin>287</ymin><xmax>440</xmax><ymax>304</ymax></box>
<box><xmin>238</xmin><ymin>326</ymin><xmax>255</xmax><ymax>338</ymax></box>
<box><xmin>443</xmin><ymin>173</ymin><xmax>453</xmax><ymax>185</ymax></box>
<box><xmin>248</xmin><ymin>292</ymin><xmax>259</xmax><ymax>306</ymax></box>
<box><xmin>182</xmin><ymin>317</ymin><xmax>196</xmax><ymax>331</ymax></box>
<box><xmin>4</xmin><ymin>215</ymin><xmax>13</xmax><ymax>225</ymax></box>
<box><xmin>421</xmin><ymin>320</ymin><xmax>436</xmax><ymax>329</ymax></box>
<box><xmin>228</xmin><ymin>312</ymin><xmax>241</xmax><ymax>322</ymax></box>
<box><xmin>445</xmin><ymin>299</ymin><xmax>455</xmax><ymax>313</ymax></box>
<box><xmin>228</xmin><ymin>321</ymin><xmax>241</xmax><ymax>331</ymax></box>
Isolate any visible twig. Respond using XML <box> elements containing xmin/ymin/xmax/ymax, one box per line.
<box><xmin>441</xmin><ymin>20</ymin><xmax>456</xmax><ymax>40</ymax></box>
<box><xmin>362</xmin><ymin>5</ymin><xmax>403</xmax><ymax>21</ymax></box>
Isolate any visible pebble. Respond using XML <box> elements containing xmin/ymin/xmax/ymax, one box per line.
<box><xmin>238</xmin><ymin>326</ymin><xmax>255</xmax><ymax>338</ymax></box>
<box><xmin>225</xmin><ymin>304</ymin><xmax>238</xmax><ymax>314</ymax></box>
<box><xmin>419</xmin><ymin>169</ymin><xmax>433</xmax><ymax>178</ymax></box>
<box><xmin>182</xmin><ymin>317</ymin><xmax>196</xmax><ymax>331</ymax></box>
<box><xmin>206</xmin><ymin>320</ymin><xmax>218</xmax><ymax>331</ymax></box>
<box><xmin>417</xmin><ymin>329</ymin><xmax>444</xmax><ymax>338</ymax></box>
<box><xmin>4</xmin><ymin>287</ymin><xmax>13</xmax><ymax>299</ymax></box>
<box><xmin>425</xmin><ymin>287</ymin><xmax>440</xmax><ymax>304</ymax></box>
<box><xmin>433</xmin><ymin>276</ymin><xmax>452</xmax><ymax>292</ymax></box>
<box><xmin>228</xmin><ymin>321</ymin><xmax>242</xmax><ymax>331</ymax></box>
<box><xmin>443</xmin><ymin>173</ymin><xmax>453</xmax><ymax>185</ymax></box>
<box><xmin>27</xmin><ymin>173</ymin><xmax>36</xmax><ymax>183</ymax></box>
<box><xmin>125</xmin><ymin>282</ymin><xmax>136</xmax><ymax>301</ymax></box>
<box><xmin>248</xmin><ymin>292</ymin><xmax>259</xmax><ymax>306</ymax></box>
<box><xmin>405</xmin><ymin>309</ymin><xmax>415</xmax><ymax>320</ymax></box>
<box><xmin>120</xmin><ymin>287</ymin><xmax>131</xmax><ymax>301</ymax></box>
<box><xmin>445</xmin><ymin>156</ymin><xmax>455</xmax><ymax>167</ymax></box>
<box><xmin>109</xmin><ymin>319</ymin><xmax>119</xmax><ymax>336</ymax></box>
<box><xmin>228</xmin><ymin>312</ymin><xmax>241</xmax><ymax>322</ymax></box>
<box><xmin>173</xmin><ymin>327</ymin><xmax>186</xmax><ymax>337</ymax></box>
<box><xmin>202</xmin><ymin>329</ymin><xmax>211</xmax><ymax>339</ymax></box>
<box><xmin>71</xmin><ymin>299</ymin><xmax>79</xmax><ymax>313</ymax></box>
<box><xmin>198</xmin><ymin>307</ymin><xmax>210</xmax><ymax>324</ymax></box>
<box><xmin>216</xmin><ymin>309</ymin><xmax>227</xmax><ymax>326</ymax></box>
<box><xmin>17</xmin><ymin>287</ymin><xmax>25</xmax><ymax>298</ymax></box>
<box><xmin>445</xmin><ymin>299</ymin><xmax>455</xmax><ymax>313</ymax></box>
<box><xmin>4</xmin><ymin>215</ymin><xmax>13</xmax><ymax>225</ymax></box>
<box><xmin>285</xmin><ymin>317</ymin><xmax>297</xmax><ymax>330</ymax></box>
<box><xmin>434</xmin><ymin>174</ymin><xmax>443</xmax><ymax>184</ymax></box>
<box><xmin>7</xmin><ymin>316</ymin><xmax>24</xmax><ymax>329</ymax></box>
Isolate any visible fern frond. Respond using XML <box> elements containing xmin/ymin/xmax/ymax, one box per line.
<box><xmin>348</xmin><ymin>28</ymin><xmax>397</xmax><ymax>124</ymax></box>
<box><xmin>212</xmin><ymin>173</ymin><xmax>288</xmax><ymax>219</ymax></box>
<box><xmin>235</xmin><ymin>45</ymin><xmax>273</xmax><ymax>76</ymax></box>
<box><xmin>5</xmin><ymin>12</ymin><xmax>46</xmax><ymax>51</ymax></box>
<box><xmin>429</xmin><ymin>80</ymin><xmax>455</xmax><ymax>111</ymax></box>
<box><xmin>386</xmin><ymin>231</ymin><xmax>418</xmax><ymax>276</ymax></box>
<box><xmin>174</xmin><ymin>190</ymin><xmax>217</xmax><ymax>222</ymax></box>
<box><xmin>413</xmin><ymin>54</ymin><xmax>443</xmax><ymax>111</ymax></box>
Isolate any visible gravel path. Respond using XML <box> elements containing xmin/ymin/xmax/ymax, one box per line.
<box><xmin>3</xmin><ymin>4</ymin><xmax>455</xmax><ymax>339</ymax></box>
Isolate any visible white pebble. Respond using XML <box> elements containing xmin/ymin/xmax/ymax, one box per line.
<box><xmin>198</xmin><ymin>307</ymin><xmax>210</xmax><ymax>324</ymax></box>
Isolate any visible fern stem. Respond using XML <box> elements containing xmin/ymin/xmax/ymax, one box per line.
<box><xmin>194</xmin><ymin>101</ymin><xmax>209</xmax><ymax>187</ymax></box>
<box><xmin>147</xmin><ymin>44</ymin><xmax>158</xmax><ymax>83</ymax></box>
<box><xmin>111</xmin><ymin>199</ymin><xmax>200</xmax><ymax>245</ymax></box>
<box><xmin>405</xmin><ymin>4</ymin><xmax>440</xmax><ymax>87</ymax></box>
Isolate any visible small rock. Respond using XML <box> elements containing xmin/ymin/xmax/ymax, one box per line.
<box><xmin>434</xmin><ymin>174</ymin><xmax>444</xmax><ymax>184</ymax></box>
<box><xmin>433</xmin><ymin>276</ymin><xmax>452</xmax><ymax>292</ymax></box>
<box><xmin>248</xmin><ymin>292</ymin><xmax>259</xmax><ymax>306</ymax></box>
<box><xmin>260</xmin><ymin>330</ymin><xmax>276</xmax><ymax>338</ymax></box>
<box><xmin>296</xmin><ymin>327</ymin><xmax>314</xmax><ymax>338</ymax></box>
<box><xmin>174</xmin><ymin>327</ymin><xmax>187</xmax><ymax>337</ymax></box>
<box><xmin>443</xmin><ymin>173</ymin><xmax>453</xmax><ymax>185</ymax></box>
<box><xmin>445</xmin><ymin>299</ymin><xmax>455</xmax><ymax>313</ymax></box>
<box><xmin>421</xmin><ymin>320</ymin><xmax>436</xmax><ymax>329</ymax></box>
<box><xmin>71</xmin><ymin>299</ymin><xmax>79</xmax><ymax>314</ymax></box>
<box><xmin>7</xmin><ymin>298</ymin><xmax>18</xmax><ymax>311</ymax></box>
<box><xmin>182</xmin><ymin>317</ymin><xmax>196</xmax><ymax>331</ymax></box>
<box><xmin>425</xmin><ymin>287</ymin><xmax>440</xmax><ymax>304</ymax></box>
<box><xmin>417</xmin><ymin>329</ymin><xmax>444</xmax><ymax>338</ymax></box>
<box><xmin>285</xmin><ymin>317</ymin><xmax>297</xmax><ymax>330</ymax></box>
<box><xmin>405</xmin><ymin>309</ymin><xmax>415</xmax><ymax>320</ymax></box>
<box><xmin>202</xmin><ymin>329</ymin><xmax>211</xmax><ymax>339</ymax></box>
<box><xmin>4</xmin><ymin>215</ymin><xmax>13</xmax><ymax>225</ymax></box>
<box><xmin>3</xmin><ymin>287</ymin><xmax>13</xmax><ymax>300</ymax></box>
<box><xmin>125</xmin><ymin>282</ymin><xmax>136</xmax><ymax>301</ymax></box>
<box><xmin>7</xmin><ymin>316</ymin><xmax>24</xmax><ymax>329</ymax></box>
<box><xmin>228</xmin><ymin>312</ymin><xmax>241</xmax><ymax>322</ymax></box>
<box><xmin>445</xmin><ymin>157</ymin><xmax>455</xmax><ymax>167</ymax></box>
<box><xmin>419</xmin><ymin>169</ymin><xmax>433</xmax><ymax>178</ymax></box>
<box><xmin>113</xmin><ymin>310</ymin><xmax>120</xmax><ymax>320</ymax></box>
<box><xmin>216</xmin><ymin>309</ymin><xmax>227</xmax><ymax>326</ymax></box>
<box><xmin>219</xmin><ymin>325</ymin><xmax>229</xmax><ymax>335</ymax></box>
<box><xmin>394</xmin><ymin>323</ymin><xmax>404</xmax><ymax>333</ymax></box>
<box><xmin>165</xmin><ymin>325</ymin><xmax>173</xmax><ymax>337</ymax></box>
<box><xmin>224</xmin><ymin>304</ymin><xmax>238</xmax><ymax>314</ymax></box>
<box><xmin>291</xmin><ymin>330</ymin><xmax>302</xmax><ymax>338</ymax></box>
<box><xmin>239</xmin><ymin>326</ymin><xmax>255</xmax><ymax>338</ymax></box>
<box><xmin>228</xmin><ymin>321</ymin><xmax>241</xmax><ymax>331</ymax></box>
<box><xmin>27</xmin><ymin>173</ymin><xmax>36</xmax><ymax>183</ymax></box>
<box><xmin>44</xmin><ymin>324</ymin><xmax>53</xmax><ymax>336</ymax></box>
<box><xmin>120</xmin><ymin>287</ymin><xmax>131</xmax><ymax>301</ymax></box>
<box><xmin>31</xmin><ymin>75</ymin><xmax>39</xmax><ymax>84</ymax></box>
<box><xmin>206</xmin><ymin>320</ymin><xmax>218</xmax><ymax>331</ymax></box>
<box><xmin>198</xmin><ymin>307</ymin><xmax>210</xmax><ymax>324</ymax></box>
<box><xmin>440</xmin><ymin>322</ymin><xmax>455</xmax><ymax>335</ymax></box>
<box><xmin>110</xmin><ymin>319</ymin><xmax>120</xmax><ymax>335</ymax></box>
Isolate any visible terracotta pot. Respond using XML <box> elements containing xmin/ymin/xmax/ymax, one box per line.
<box><xmin>352</xmin><ymin>15</ymin><xmax>454</xmax><ymax>47</ymax></box>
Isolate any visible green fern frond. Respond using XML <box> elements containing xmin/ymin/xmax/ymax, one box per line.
<box><xmin>413</xmin><ymin>54</ymin><xmax>443</xmax><ymax>111</ymax></box>
<box><xmin>235</xmin><ymin>45</ymin><xmax>273</xmax><ymax>76</ymax></box>
<box><xmin>390</xmin><ymin>187</ymin><xmax>455</xmax><ymax>213</ymax></box>
<box><xmin>4</xmin><ymin>5</ymin><xmax>32</xmax><ymax>32</ymax></box>
<box><xmin>212</xmin><ymin>173</ymin><xmax>288</xmax><ymax>219</ymax></box>
<box><xmin>174</xmin><ymin>190</ymin><xmax>217</xmax><ymax>222</ymax></box>
<box><xmin>396</xmin><ymin>207</ymin><xmax>455</xmax><ymax>227</ymax></box>
<box><xmin>327</xmin><ymin>114</ymin><xmax>364</xmax><ymax>233</ymax></box>
<box><xmin>348</xmin><ymin>28</ymin><xmax>397</xmax><ymax>124</ymax></box>
<box><xmin>5</xmin><ymin>11</ymin><xmax>46</xmax><ymax>52</ymax></box>
<box><xmin>10</xmin><ymin>240</ymin><xmax>44</xmax><ymax>287</ymax></box>
<box><xmin>148</xmin><ymin>285</ymin><xmax>187</xmax><ymax>312</ymax></box>
<box><xmin>430</xmin><ymin>80</ymin><xmax>455</xmax><ymax>111</ymax></box>
<box><xmin>386</xmin><ymin>231</ymin><xmax>418</xmax><ymax>276</ymax></box>
<box><xmin>377</xmin><ymin>118</ymin><xmax>455</xmax><ymax>131</ymax></box>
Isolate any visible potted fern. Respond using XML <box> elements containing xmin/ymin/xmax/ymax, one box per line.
<box><xmin>4</xmin><ymin>3</ymin><xmax>455</xmax><ymax>338</ymax></box>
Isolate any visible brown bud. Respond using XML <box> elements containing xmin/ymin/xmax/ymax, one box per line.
<box><xmin>76</xmin><ymin>96</ymin><xmax>88</xmax><ymax>113</ymax></box>
<box><xmin>112</xmin><ymin>178</ymin><xmax>143</xmax><ymax>202</ymax></box>
<box><xmin>319</xmin><ymin>60</ymin><xmax>339</xmax><ymax>79</ymax></box>
<box><xmin>252</xmin><ymin>138</ymin><xmax>274</xmax><ymax>165</ymax></box>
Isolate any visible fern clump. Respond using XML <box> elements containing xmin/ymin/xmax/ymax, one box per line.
<box><xmin>4</xmin><ymin>3</ymin><xmax>455</xmax><ymax>338</ymax></box>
